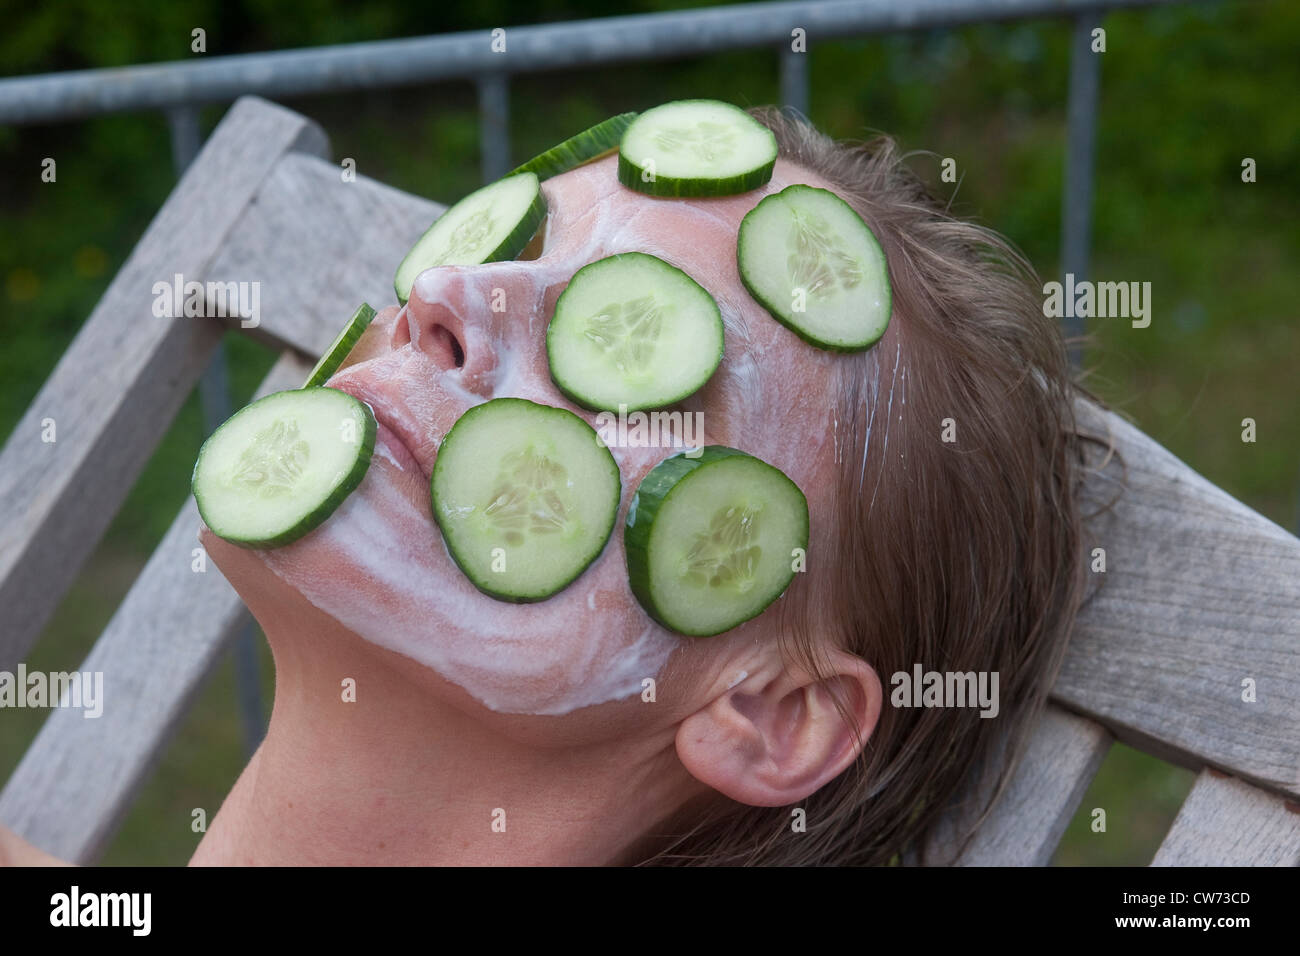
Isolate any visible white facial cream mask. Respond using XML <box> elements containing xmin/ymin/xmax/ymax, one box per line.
<box><xmin>256</xmin><ymin>155</ymin><xmax>867</xmax><ymax>716</ymax></box>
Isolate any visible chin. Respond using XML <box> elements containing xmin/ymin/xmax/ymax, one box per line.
<box><xmin>198</xmin><ymin>523</ymin><xmax>690</xmax><ymax>750</ymax></box>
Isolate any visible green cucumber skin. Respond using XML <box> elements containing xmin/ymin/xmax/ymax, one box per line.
<box><xmin>429</xmin><ymin>398</ymin><xmax>621</xmax><ymax>603</ymax></box>
<box><xmin>393</xmin><ymin>183</ymin><xmax>547</xmax><ymax>305</ymax></box>
<box><xmin>193</xmin><ymin>388</ymin><xmax>377</xmax><ymax>550</ymax></box>
<box><xmin>624</xmin><ymin>446</ymin><xmax>808</xmax><ymax>637</ymax></box>
<box><xmin>737</xmin><ymin>185</ymin><xmax>893</xmax><ymax>353</ymax></box>
<box><xmin>508</xmin><ymin>112</ymin><xmax>638</xmax><ymax>180</ymax></box>
<box><xmin>616</xmin><ymin>153</ymin><xmax>775</xmax><ymax>198</ymax></box>
<box><xmin>303</xmin><ymin>303</ymin><xmax>377</xmax><ymax>388</ymax></box>
<box><xmin>545</xmin><ymin>252</ymin><xmax>726</xmax><ymax>412</ymax></box>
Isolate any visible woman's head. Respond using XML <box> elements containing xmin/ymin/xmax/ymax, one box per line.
<box><xmin>199</xmin><ymin>105</ymin><xmax>1086</xmax><ymax>865</ymax></box>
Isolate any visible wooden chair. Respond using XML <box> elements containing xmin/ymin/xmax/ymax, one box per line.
<box><xmin>2</xmin><ymin>98</ymin><xmax>1297</xmax><ymax>865</ymax></box>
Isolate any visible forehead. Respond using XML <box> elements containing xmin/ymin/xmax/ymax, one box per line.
<box><xmin>541</xmin><ymin>154</ymin><xmax>841</xmax><ymax>249</ymax></box>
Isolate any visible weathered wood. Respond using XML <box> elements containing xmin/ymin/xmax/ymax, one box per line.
<box><xmin>1151</xmin><ymin>770</ymin><xmax>1300</xmax><ymax>866</ymax></box>
<box><xmin>913</xmin><ymin>706</ymin><xmax>1112</xmax><ymax>866</ymax></box>
<box><xmin>0</xmin><ymin>352</ymin><xmax>310</xmax><ymax>865</ymax></box>
<box><xmin>6</xmin><ymin>94</ymin><xmax>1299</xmax><ymax>865</ymax></box>
<box><xmin>1054</xmin><ymin>401</ymin><xmax>1300</xmax><ymax>799</ymax></box>
<box><xmin>205</xmin><ymin>152</ymin><xmax>444</xmax><ymax>357</ymax></box>
<box><xmin>0</xmin><ymin>97</ymin><xmax>327</xmax><ymax>673</ymax></box>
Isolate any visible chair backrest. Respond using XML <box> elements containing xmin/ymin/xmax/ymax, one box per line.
<box><xmin>2</xmin><ymin>97</ymin><xmax>1297</xmax><ymax>865</ymax></box>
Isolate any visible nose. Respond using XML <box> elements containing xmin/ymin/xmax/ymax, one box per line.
<box><xmin>400</xmin><ymin>262</ymin><xmax>559</xmax><ymax>399</ymax></box>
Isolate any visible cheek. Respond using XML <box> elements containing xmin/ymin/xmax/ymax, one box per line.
<box><xmin>226</xmin><ymin>439</ymin><xmax>682</xmax><ymax>718</ymax></box>
<box><xmin>337</xmin><ymin>305</ymin><xmax>403</xmax><ymax>370</ymax></box>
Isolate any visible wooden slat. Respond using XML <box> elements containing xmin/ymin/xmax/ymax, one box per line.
<box><xmin>205</xmin><ymin>152</ymin><xmax>444</xmax><ymax>357</ymax></box>
<box><xmin>1054</xmin><ymin>401</ymin><xmax>1300</xmax><ymax>798</ymax></box>
<box><xmin>7</xmin><ymin>93</ymin><xmax>1299</xmax><ymax>864</ymax></box>
<box><xmin>913</xmin><ymin>706</ymin><xmax>1112</xmax><ymax>865</ymax></box>
<box><xmin>0</xmin><ymin>352</ymin><xmax>311</xmax><ymax>865</ymax></box>
<box><xmin>0</xmin><ymin>97</ymin><xmax>327</xmax><ymax>673</ymax></box>
<box><xmin>1151</xmin><ymin>770</ymin><xmax>1300</xmax><ymax>866</ymax></box>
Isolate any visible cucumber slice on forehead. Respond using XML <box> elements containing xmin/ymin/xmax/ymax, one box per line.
<box><xmin>618</xmin><ymin>99</ymin><xmax>777</xmax><ymax>197</ymax></box>
<box><xmin>625</xmin><ymin>446</ymin><xmax>809</xmax><ymax>637</ymax></box>
<box><xmin>303</xmin><ymin>303</ymin><xmax>376</xmax><ymax>387</ymax></box>
<box><xmin>394</xmin><ymin>171</ymin><xmax>546</xmax><ymax>305</ymax></box>
<box><xmin>737</xmin><ymin>184</ymin><xmax>892</xmax><ymax>352</ymax></box>
<box><xmin>546</xmin><ymin>252</ymin><xmax>724</xmax><ymax>412</ymax></box>
<box><xmin>193</xmin><ymin>387</ymin><xmax>376</xmax><ymax>549</ymax></box>
<box><xmin>509</xmin><ymin>112</ymin><xmax>638</xmax><ymax>180</ymax></box>
<box><xmin>430</xmin><ymin>398</ymin><xmax>621</xmax><ymax>602</ymax></box>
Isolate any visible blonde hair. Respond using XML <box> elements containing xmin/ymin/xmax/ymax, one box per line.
<box><xmin>636</xmin><ymin>106</ymin><xmax>1094</xmax><ymax>866</ymax></box>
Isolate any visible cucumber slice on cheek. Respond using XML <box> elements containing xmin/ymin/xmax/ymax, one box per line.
<box><xmin>193</xmin><ymin>387</ymin><xmax>376</xmax><ymax>549</ymax></box>
<box><xmin>430</xmin><ymin>398</ymin><xmax>621</xmax><ymax>603</ymax></box>
<box><xmin>394</xmin><ymin>172</ymin><xmax>546</xmax><ymax>305</ymax></box>
<box><xmin>303</xmin><ymin>302</ymin><xmax>376</xmax><ymax>388</ymax></box>
<box><xmin>546</xmin><ymin>252</ymin><xmax>724</xmax><ymax>412</ymax></box>
<box><xmin>625</xmin><ymin>447</ymin><xmax>809</xmax><ymax>637</ymax></box>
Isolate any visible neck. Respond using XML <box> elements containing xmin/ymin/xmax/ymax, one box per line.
<box><xmin>190</xmin><ymin>614</ymin><xmax>696</xmax><ymax>867</ymax></box>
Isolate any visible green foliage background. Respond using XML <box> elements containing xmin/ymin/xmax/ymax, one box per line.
<box><xmin>0</xmin><ymin>0</ymin><xmax>1295</xmax><ymax>865</ymax></box>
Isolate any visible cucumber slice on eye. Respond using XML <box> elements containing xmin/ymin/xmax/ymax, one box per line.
<box><xmin>394</xmin><ymin>171</ymin><xmax>546</xmax><ymax>305</ymax></box>
<box><xmin>618</xmin><ymin>99</ymin><xmax>778</xmax><ymax>197</ymax></box>
<box><xmin>430</xmin><ymin>398</ymin><xmax>621</xmax><ymax>603</ymax></box>
<box><xmin>509</xmin><ymin>112</ymin><xmax>638</xmax><ymax>180</ymax></box>
<box><xmin>625</xmin><ymin>446</ymin><xmax>809</xmax><ymax>637</ymax></box>
<box><xmin>193</xmin><ymin>387</ymin><xmax>376</xmax><ymax>549</ymax></box>
<box><xmin>737</xmin><ymin>183</ymin><xmax>892</xmax><ymax>352</ymax></box>
<box><xmin>546</xmin><ymin>252</ymin><xmax>724</xmax><ymax>412</ymax></box>
<box><xmin>303</xmin><ymin>303</ymin><xmax>377</xmax><ymax>387</ymax></box>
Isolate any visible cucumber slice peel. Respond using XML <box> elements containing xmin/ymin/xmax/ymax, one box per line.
<box><xmin>303</xmin><ymin>303</ymin><xmax>376</xmax><ymax>387</ymax></box>
<box><xmin>625</xmin><ymin>446</ymin><xmax>809</xmax><ymax>636</ymax></box>
<box><xmin>546</xmin><ymin>252</ymin><xmax>724</xmax><ymax>412</ymax></box>
<box><xmin>618</xmin><ymin>99</ymin><xmax>777</xmax><ymax>197</ymax></box>
<box><xmin>430</xmin><ymin>398</ymin><xmax>621</xmax><ymax>602</ymax></box>
<box><xmin>394</xmin><ymin>172</ymin><xmax>546</xmax><ymax>304</ymax></box>
<box><xmin>509</xmin><ymin>112</ymin><xmax>638</xmax><ymax>180</ymax></box>
<box><xmin>193</xmin><ymin>387</ymin><xmax>376</xmax><ymax>549</ymax></box>
<box><xmin>738</xmin><ymin>183</ymin><xmax>892</xmax><ymax>352</ymax></box>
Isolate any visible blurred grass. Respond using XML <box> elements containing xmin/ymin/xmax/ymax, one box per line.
<box><xmin>1</xmin><ymin>0</ymin><xmax>1296</xmax><ymax>865</ymax></box>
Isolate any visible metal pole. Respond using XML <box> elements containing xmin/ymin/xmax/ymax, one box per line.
<box><xmin>0</xmin><ymin>1</ymin><xmax>1176</xmax><ymax>125</ymax></box>
<box><xmin>779</xmin><ymin>42</ymin><xmax>810</xmax><ymax>117</ymax></box>
<box><xmin>478</xmin><ymin>73</ymin><xmax>511</xmax><ymax>183</ymax></box>
<box><xmin>169</xmin><ymin>106</ymin><xmax>266</xmax><ymax>758</ymax></box>
<box><xmin>1061</xmin><ymin>11</ymin><xmax>1101</xmax><ymax>368</ymax></box>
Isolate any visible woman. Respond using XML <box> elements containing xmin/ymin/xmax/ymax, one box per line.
<box><xmin>7</xmin><ymin>106</ymin><xmax>1092</xmax><ymax>866</ymax></box>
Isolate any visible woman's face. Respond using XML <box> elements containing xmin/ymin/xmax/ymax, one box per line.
<box><xmin>202</xmin><ymin>152</ymin><xmax>856</xmax><ymax>729</ymax></box>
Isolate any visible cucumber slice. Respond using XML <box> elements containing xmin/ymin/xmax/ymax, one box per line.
<box><xmin>737</xmin><ymin>184</ymin><xmax>892</xmax><ymax>352</ymax></box>
<box><xmin>509</xmin><ymin>112</ymin><xmax>638</xmax><ymax>180</ymax></box>
<box><xmin>394</xmin><ymin>172</ymin><xmax>546</xmax><ymax>304</ymax></box>
<box><xmin>625</xmin><ymin>446</ymin><xmax>809</xmax><ymax>637</ymax></box>
<box><xmin>193</xmin><ymin>387</ymin><xmax>376</xmax><ymax>549</ymax></box>
<box><xmin>546</xmin><ymin>252</ymin><xmax>724</xmax><ymax>412</ymax></box>
<box><xmin>618</xmin><ymin>99</ymin><xmax>777</xmax><ymax>197</ymax></box>
<box><xmin>430</xmin><ymin>398</ymin><xmax>620</xmax><ymax>602</ymax></box>
<box><xmin>303</xmin><ymin>303</ymin><xmax>377</xmax><ymax>387</ymax></box>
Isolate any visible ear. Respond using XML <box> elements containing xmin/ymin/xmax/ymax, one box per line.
<box><xmin>675</xmin><ymin>649</ymin><xmax>882</xmax><ymax>807</ymax></box>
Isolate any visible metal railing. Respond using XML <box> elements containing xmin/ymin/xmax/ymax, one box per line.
<box><xmin>0</xmin><ymin>0</ymin><xmax>1187</xmax><ymax>754</ymax></box>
